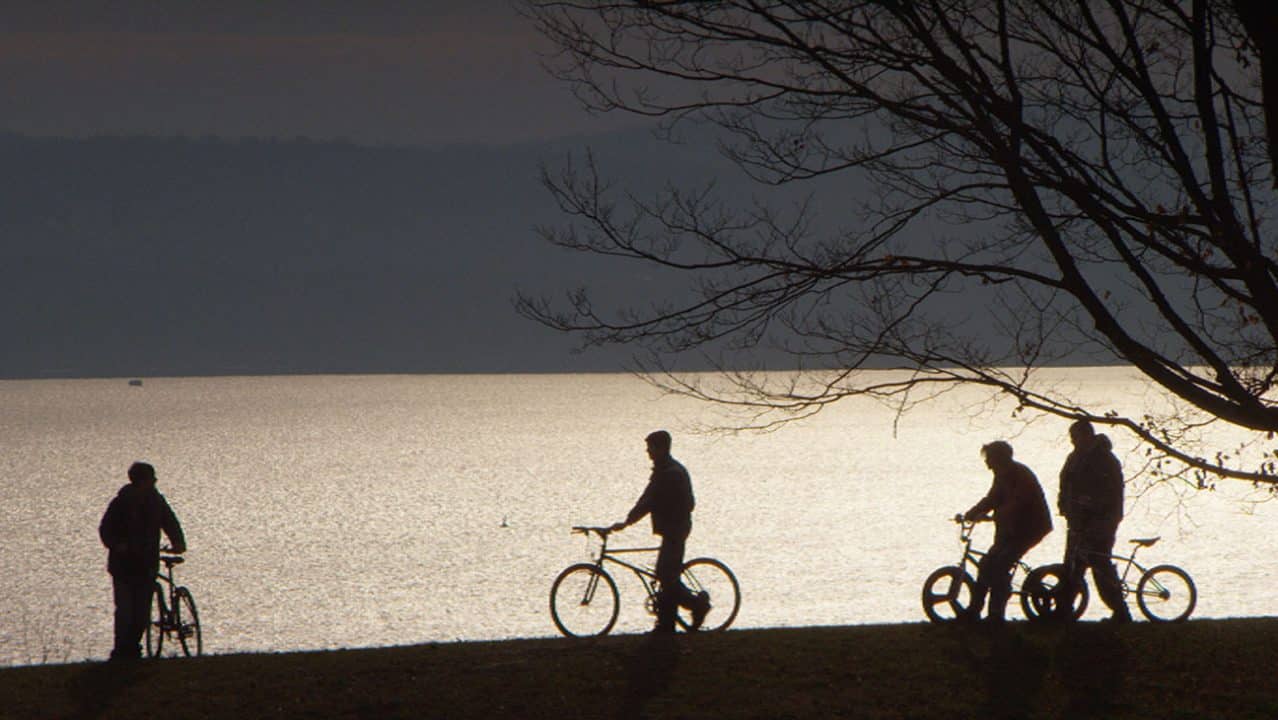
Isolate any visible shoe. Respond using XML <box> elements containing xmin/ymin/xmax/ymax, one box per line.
<box><xmin>1103</xmin><ymin>610</ymin><xmax>1132</xmax><ymax>624</ymax></box>
<box><xmin>690</xmin><ymin>591</ymin><xmax>711</xmax><ymax>631</ymax></box>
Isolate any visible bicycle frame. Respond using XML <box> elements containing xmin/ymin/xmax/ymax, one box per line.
<box><xmin>953</xmin><ymin>519</ymin><xmax>1034</xmax><ymax>596</ymax></box>
<box><xmin>584</xmin><ymin>531</ymin><xmax>665</xmax><ymax>600</ymax></box>
<box><xmin>553</xmin><ymin>524</ymin><xmax>740</xmax><ymax>637</ymax></box>
<box><xmin>146</xmin><ymin>553</ymin><xmax>202</xmax><ymax>658</ymax></box>
<box><xmin>155</xmin><ymin>561</ymin><xmax>180</xmax><ymax>607</ymax></box>
<box><xmin>1071</xmin><ymin>534</ymin><xmax>1152</xmax><ymax>594</ymax></box>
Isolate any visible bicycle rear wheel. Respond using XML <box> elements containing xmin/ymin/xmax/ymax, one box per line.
<box><xmin>921</xmin><ymin>566</ymin><xmax>974</xmax><ymax>622</ymax></box>
<box><xmin>145</xmin><ymin>584</ymin><xmax>167</xmax><ymax>658</ymax></box>
<box><xmin>550</xmin><ymin>563</ymin><xmax>619</xmax><ymax>637</ymax></box>
<box><xmin>174</xmin><ymin>587</ymin><xmax>203</xmax><ymax>656</ymax></box>
<box><xmin>1135</xmin><ymin>564</ymin><xmax>1196</xmax><ymax>622</ymax></box>
<box><xmin>676</xmin><ymin>557</ymin><xmax>740</xmax><ymax>632</ymax></box>
<box><xmin>1021</xmin><ymin>563</ymin><xmax>1089</xmax><ymax>623</ymax></box>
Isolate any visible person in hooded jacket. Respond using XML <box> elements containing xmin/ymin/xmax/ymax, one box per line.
<box><xmin>1058</xmin><ymin>419</ymin><xmax>1131</xmax><ymax>622</ymax></box>
<box><xmin>962</xmin><ymin>440</ymin><xmax>1053</xmax><ymax>623</ymax></box>
<box><xmin>99</xmin><ymin>461</ymin><xmax>186</xmax><ymax>660</ymax></box>
<box><xmin>611</xmin><ymin>430</ymin><xmax>710</xmax><ymax>634</ymax></box>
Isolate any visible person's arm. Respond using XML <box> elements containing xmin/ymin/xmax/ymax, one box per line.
<box><xmin>1057</xmin><ymin>458</ymin><xmax>1071</xmax><ymax>516</ymax></box>
<box><xmin>99</xmin><ymin>497</ymin><xmax>125</xmax><ymax>550</ymax></box>
<box><xmin>160</xmin><ymin>496</ymin><xmax>187</xmax><ymax>554</ymax></box>
<box><xmin>611</xmin><ymin>480</ymin><xmax>655</xmax><ymax>531</ymax></box>
<box><xmin>1101</xmin><ymin>454</ymin><xmax>1125</xmax><ymax>522</ymax></box>
<box><xmin>963</xmin><ymin>478</ymin><xmax>1001</xmax><ymax>521</ymax></box>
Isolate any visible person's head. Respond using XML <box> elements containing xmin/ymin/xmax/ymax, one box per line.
<box><xmin>1069</xmin><ymin>419</ymin><xmax>1096</xmax><ymax>448</ymax></box>
<box><xmin>980</xmin><ymin>441</ymin><xmax>1014</xmax><ymax>471</ymax></box>
<box><xmin>127</xmin><ymin>461</ymin><xmax>157</xmax><ymax>487</ymax></box>
<box><xmin>645</xmin><ymin>430</ymin><xmax>672</xmax><ymax>462</ymax></box>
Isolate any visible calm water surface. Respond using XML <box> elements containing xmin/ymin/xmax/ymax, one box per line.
<box><xmin>0</xmin><ymin>370</ymin><xmax>1274</xmax><ymax>666</ymax></box>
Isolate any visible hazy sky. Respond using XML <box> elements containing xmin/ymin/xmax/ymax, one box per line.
<box><xmin>0</xmin><ymin>2</ymin><xmax>722</xmax><ymax>378</ymax></box>
<box><xmin>0</xmin><ymin>1</ymin><xmax>631</xmax><ymax>146</ymax></box>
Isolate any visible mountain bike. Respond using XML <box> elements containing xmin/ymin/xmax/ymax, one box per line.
<box><xmin>1023</xmin><ymin>533</ymin><xmax>1197</xmax><ymax>622</ymax></box>
<box><xmin>550</xmin><ymin>525</ymin><xmax>741</xmax><ymax>637</ymax></box>
<box><xmin>146</xmin><ymin>551</ymin><xmax>202</xmax><ymax>657</ymax></box>
<box><xmin>921</xmin><ymin>515</ymin><xmax>1088</xmax><ymax>623</ymax></box>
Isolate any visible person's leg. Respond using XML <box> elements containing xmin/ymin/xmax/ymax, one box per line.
<box><xmin>971</xmin><ymin>544</ymin><xmax>1012</xmax><ymax>621</ymax></box>
<box><xmin>128</xmin><ymin>577</ymin><xmax>155</xmax><ymax>651</ymax></box>
<box><xmin>110</xmin><ymin>575</ymin><xmax>132</xmax><ymax>659</ymax></box>
<box><xmin>982</xmin><ymin>542</ymin><xmax>1020</xmax><ymax>622</ymax></box>
<box><xmin>654</xmin><ymin>534</ymin><xmax>686</xmax><ymax>633</ymax></box>
<box><xmin>1084</xmin><ymin>528</ymin><xmax>1131</xmax><ymax>620</ymax></box>
<box><xmin>1063</xmin><ymin>527</ymin><xmax>1082</xmax><ymax>584</ymax></box>
<box><xmin>1053</xmin><ymin>527</ymin><xmax>1087</xmax><ymax>621</ymax></box>
<box><xmin>111</xmin><ymin>575</ymin><xmax>151</xmax><ymax>660</ymax></box>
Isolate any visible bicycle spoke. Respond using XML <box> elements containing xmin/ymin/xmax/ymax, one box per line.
<box><xmin>922</xmin><ymin>567</ymin><xmax>972</xmax><ymax>623</ymax></box>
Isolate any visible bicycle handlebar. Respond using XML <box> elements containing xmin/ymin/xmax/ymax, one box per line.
<box><xmin>571</xmin><ymin>525</ymin><xmax>612</xmax><ymax>537</ymax></box>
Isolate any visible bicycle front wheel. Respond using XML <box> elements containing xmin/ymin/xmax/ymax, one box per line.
<box><xmin>174</xmin><ymin>587</ymin><xmax>203</xmax><ymax>656</ymax></box>
<box><xmin>1135</xmin><ymin>564</ymin><xmax>1196</xmax><ymax>622</ymax></box>
<box><xmin>677</xmin><ymin>557</ymin><xmax>741</xmax><ymax>632</ymax></box>
<box><xmin>1021</xmin><ymin>564</ymin><xmax>1089</xmax><ymax>623</ymax></box>
<box><xmin>550</xmin><ymin>563</ymin><xmax>619</xmax><ymax>637</ymax></box>
<box><xmin>921</xmin><ymin>566</ymin><xmax>974</xmax><ymax>623</ymax></box>
<box><xmin>145</xmin><ymin>583</ymin><xmax>167</xmax><ymax>658</ymax></box>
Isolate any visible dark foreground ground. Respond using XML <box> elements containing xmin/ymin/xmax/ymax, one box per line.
<box><xmin>2</xmin><ymin>618</ymin><xmax>1275</xmax><ymax>720</ymax></box>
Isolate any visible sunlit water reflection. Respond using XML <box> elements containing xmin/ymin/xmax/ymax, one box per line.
<box><xmin>0</xmin><ymin>370</ymin><xmax>1273</xmax><ymax>666</ymax></box>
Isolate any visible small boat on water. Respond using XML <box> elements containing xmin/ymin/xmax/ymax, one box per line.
<box><xmin>128</xmin><ymin>379</ymin><xmax>143</xmax><ymax>387</ymax></box>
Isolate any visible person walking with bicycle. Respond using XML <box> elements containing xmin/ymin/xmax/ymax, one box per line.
<box><xmin>1058</xmin><ymin>419</ymin><xmax>1131</xmax><ymax>623</ymax></box>
<box><xmin>961</xmin><ymin>441</ymin><xmax>1052</xmax><ymax>623</ymax></box>
<box><xmin>99</xmin><ymin>461</ymin><xmax>187</xmax><ymax>661</ymax></box>
<box><xmin>610</xmin><ymin>430</ymin><xmax>710</xmax><ymax>634</ymax></box>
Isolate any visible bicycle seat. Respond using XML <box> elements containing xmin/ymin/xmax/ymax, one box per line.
<box><xmin>160</xmin><ymin>555</ymin><xmax>185</xmax><ymax>566</ymax></box>
<box><xmin>1129</xmin><ymin>537</ymin><xmax>1160</xmax><ymax>547</ymax></box>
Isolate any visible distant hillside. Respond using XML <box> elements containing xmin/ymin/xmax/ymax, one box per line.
<box><xmin>0</xmin><ymin>131</ymin><xmax>737</xmax><ymax>377</ymax></box>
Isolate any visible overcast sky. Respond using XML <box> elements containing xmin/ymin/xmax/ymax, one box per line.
<box><xmin>0</xmin><ymin>1</ymin><xmax>635</xmax><ymax>146</ymax></box>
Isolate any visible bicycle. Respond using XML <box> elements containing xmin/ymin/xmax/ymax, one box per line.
<box><xmin>921</xmin><ymin>515</ymin><xmax>1088</xmax><ymax>623</ymax></box>
<box><xmin>1023</xmin><ymin>533</ymin><xmax>1197</xmax><ymax>622</ymax></box>
<box><xmin>146</xmin><ymin>550</ymin><xmax>202</xmax><ymax>657</ymax></box>
<box><xmin>550</xmin><ymin>526</ymin><xmax>741</xmax><ymax>637</ymax></box>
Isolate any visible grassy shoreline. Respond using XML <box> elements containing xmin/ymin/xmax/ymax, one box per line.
<box><xmin>2</xmin><ymin>618</ymin><xmax>1275</xmax><ymax>719</ymax></box>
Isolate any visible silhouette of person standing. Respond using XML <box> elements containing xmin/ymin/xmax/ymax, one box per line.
<box><xmin>99</xmin><ymin>462</ymin><xmax>186</xmax><ymax>660</ymax></box>
<box><xmin>962</xmin><ymin>441</ymin><xmax>1052</xmax><ymax>623</ymax></box>
<box><xmin>1059</xmin><ymin>419</ymin><xmax>1131</xmax><ymax>622</ymax></box>
<box><xmin>611</xmin><ymin>430</ymin><xmax>710</xmax><ymax>634</ymax></box>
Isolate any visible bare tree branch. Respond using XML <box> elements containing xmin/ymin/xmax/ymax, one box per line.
<box><xmin>519</xmin><ymin>0</ymin><xmax>1278</xmax><ymax>486</ymax></box>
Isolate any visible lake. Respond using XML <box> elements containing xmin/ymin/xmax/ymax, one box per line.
<box><xmin>0</xmin><ymin>370</ymin><xmax>1274</xmax><ymax>666</ymax></box>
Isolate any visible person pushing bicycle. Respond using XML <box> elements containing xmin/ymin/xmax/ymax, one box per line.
<box><xmin>1058</xmin><ymin>419</ymin><xmax>1131</xmax><ymax>623</ymax></box>
<box><xmin>610</xmin><ymin>430</ymin><xmax>710</xmax><ymax>634</ymax></box>
<box><xmin>99</xmin><ymin>461</ymin><xmax>186</xmax><ymax>661</ymax></box>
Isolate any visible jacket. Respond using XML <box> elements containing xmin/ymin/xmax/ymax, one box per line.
<box><xmin>99</xmin><ymin>483</ymin><xmax>186</xmax><ymax>578</ymax></box>
<box><xmin>1058</xmin><ymin>434</ymin><xmax>1124</xmax><ymax>531</ymax></box>
<box><xmin>967</xmin><ymin>460</ymin><xmax>1052</xmax><ymax>546</ymax></box>
<box><xmin>625</xmin><ymin>456</ymin><xmax>695</xmax><ymax>538</ymax></box>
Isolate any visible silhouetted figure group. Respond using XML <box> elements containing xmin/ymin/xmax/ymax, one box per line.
<box><xmin>961</xmin><ymin>420</ymin><xmax>1128</xmax><ymax>623</ymax></box>
<box><xmin>97</xmin><ymin>429</ymin><xmax>714</xmax><ymax>662</ymax></box>
<box><xmin>95</xmin><ymin>419</ymin><xmax>1128</xmax><ymax>661</ymax></box>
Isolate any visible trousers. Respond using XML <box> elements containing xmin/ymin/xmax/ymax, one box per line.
<box><xmin>111</xmin><ymin>574</ymin><xmax>154</xmax><ymax>659</ymax></box>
